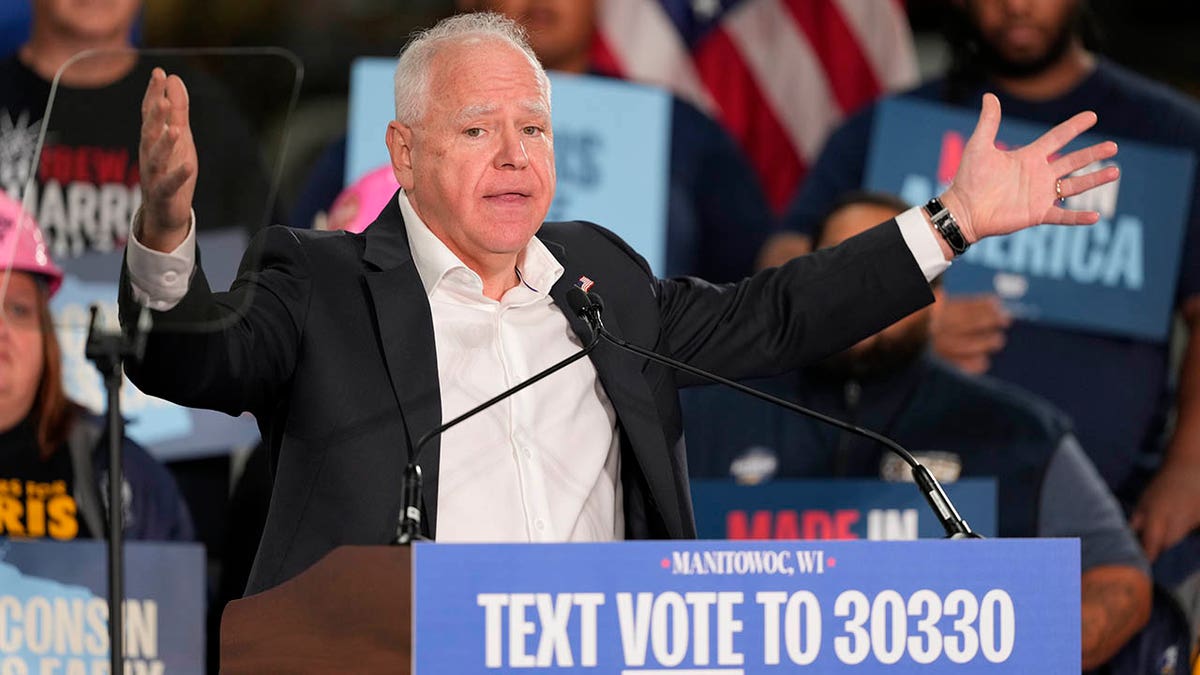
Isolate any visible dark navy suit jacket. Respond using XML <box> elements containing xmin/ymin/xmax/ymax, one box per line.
<box><xmin>121</xmin><ymin>192</ymin><xmax>932</xmax><ymax>594</ymax></box>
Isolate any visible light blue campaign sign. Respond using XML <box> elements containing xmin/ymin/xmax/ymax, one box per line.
<box><xmin>691</xmin><ymin>479</ymin><xmax>997</xmax><ymax>540</ymax></box>
<box><xmin>348</xmin><ymin>60</ymin><xmax>671</xmax><ymax>273</ymax></box>
<box><xmin>0</xmin><ymin>539</ymin><xmax>204</xmax><ymax>673</ymax></box>
<box><xmin>865</xmin><ymin>97</ymin><xmax>1194</xmax><ymax>342</ymax></box>
<box><xmin>346</xmin><ymin>58</ymin><xmax>396</xmax><ymax>186</ymax></box>
<box><xmin>414</xmin><ymin>539</ymin><xmax>1079</xmax><ymax>673</ymax></box>
<box><xmin>49</xmin><ymin>229</ymin><xmax>261</xmax><ymax>460</ymax></box>
<box><xmin>51</xmin><ymin>274</ymin><xmax>193</xmax><ymax>446</ymax></box>
<box><xmin>542</xmin><ymin>72</ymin><xmax>670</xmax><ymax>274</ymax></box>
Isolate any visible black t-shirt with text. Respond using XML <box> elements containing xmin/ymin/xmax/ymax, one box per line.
<box><xmin>0</xmin><ymin>416</ymin><xmax>89</xmax><ymax>540</ymax></box>
<box><xmin>0</xmin><ymin>54</ymin><xmax>271</xmax><ymax>259</ymax></box>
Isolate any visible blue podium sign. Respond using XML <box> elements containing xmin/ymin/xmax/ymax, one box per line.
<box><xmin>691</xmin><ymin>479</ymin><xmax>997</xmax><ymax>540</ymax></box>
<box><xmin>0</xmin><ymin>539</ymin><xmax>204</xmax><ymax>673</ymax></box>
<box><xmin>865</xmin><ymin>97</ymin><xmax>1194</xmax><ymax>342</ymax></box>
<box><xmin>348</xmin><ymin>59</ymin><xmax>672</xmax><ymax>273</ymax></box>
<box><xmin>414</xmin><ymin>539</ymin><xmax>1078</xmax><ymax>673</ymax></box>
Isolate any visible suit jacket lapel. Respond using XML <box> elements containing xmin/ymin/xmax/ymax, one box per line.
<box><xmin>546</xmin><ymin>241</ymin><xmax>684</xmax><ymax>537</ymax></box>
<box><xmin>363</xmin><ymin>195</ymin><xmax>443</xmax><ymax>538</ymax></box>
<box><xmin>358</xmin><ymin>209</ymin><xmax>684</xmax><ymax>540</ymax></box>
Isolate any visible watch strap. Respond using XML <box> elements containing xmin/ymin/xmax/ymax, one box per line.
<box><xmin>923</xmin><ymin>197</ymin><xmax>970</xmax><ymax>256</ymax></box>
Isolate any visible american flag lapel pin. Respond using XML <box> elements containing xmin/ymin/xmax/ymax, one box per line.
<box><xmin>574</xmin><ymin>276</ymin><xmax>595</xmax><ymax>292</ymax></box>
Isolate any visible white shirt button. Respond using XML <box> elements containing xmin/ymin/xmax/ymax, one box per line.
<box><xmin>522</xmin><ymin>447</ymin><xmax>533</xmax><ymax>459</ymax></box>
<box><xmin>162</xmin><ymin>270</ymin><xmax>179</xmax><ymax>284</ymax></box>
<box><xmin>534</xmin><ymin>519</ymin><xmax>545</xmax><ymax>531</ymax></box>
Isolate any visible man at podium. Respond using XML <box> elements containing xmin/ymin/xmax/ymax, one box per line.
<box><xmin>118</xmin><ymin>12</ymin><xmax>1118</xmax><ymax>595</ymax></box>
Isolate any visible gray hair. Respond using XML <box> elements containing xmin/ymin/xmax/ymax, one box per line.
<box><xmin>393</xmin><ymin>12</ymin><xmax>552</xmax><ymax>125</ymax></box>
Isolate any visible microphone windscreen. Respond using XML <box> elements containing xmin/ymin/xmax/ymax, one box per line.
<box><xmin>587</xmin><ymin>291</ymin><xmax>605</xmax><ymax>315</ymax></box>
<box><xmin>567</xmin><ymin>286</ymin><xmax>591</xmax><ymax>317</ymax></box>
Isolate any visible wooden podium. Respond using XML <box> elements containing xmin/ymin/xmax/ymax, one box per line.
<box><xmin>220</xmin><ymin>547</ymin><xmax>413</xmax><ymax>673</ymax></box>
<box><xmin>219</xmin><ymin>539</ymin><xmax>1080</xmax><ymax>673</ymax></box>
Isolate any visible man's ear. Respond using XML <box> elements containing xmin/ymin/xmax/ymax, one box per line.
<box><xmin>386</xmin><ymin>120</ymin><xmax>415</xmax><ymax>189</ymax></box>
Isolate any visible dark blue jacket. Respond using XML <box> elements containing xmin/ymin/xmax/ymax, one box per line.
<box><xmin>68</xmin><ymin>415</ymin><xmax>194</xmax><ymax>542</ymax></box>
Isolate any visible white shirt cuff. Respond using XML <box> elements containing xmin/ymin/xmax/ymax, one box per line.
<box><xmin>126</xmin><ymin>209</ymin><xmax>197</xmax><ymax>311</ymax></box>
<box><xmin>896</xmin><ymin>206</ymin><xmax>951</xmax><ymax>282</ymax></box>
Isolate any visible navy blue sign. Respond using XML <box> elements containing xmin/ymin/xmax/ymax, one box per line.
<box><xmin>691</xmin><ymin>479</ymin><xmax>997</xmax><ymax>540</ymax></box>
<box><xmin>0</xmin><ymin>539</ymin><xmax>204</xmax><ymax>673</ymax></box>
<box><xmin>414</xmin><ymin>539</ymin><xmax>1079</xmax><ymax>673</ymax></box>
<box><xmin>865</xmin><ymin>97</ymin><xmax>1194</xmax><ymax>342</ymax></box>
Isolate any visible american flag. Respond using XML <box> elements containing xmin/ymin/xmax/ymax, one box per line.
<box><xmin>592</xmin><ymin>0</ymin><xmax>918</xmax><ymax>212</ymax></box>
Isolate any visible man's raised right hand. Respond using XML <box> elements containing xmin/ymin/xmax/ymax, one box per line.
<box><xmin>137</xmin><ymin>67</ymin><xmax>197</xmax><ymax>252</ymax></box>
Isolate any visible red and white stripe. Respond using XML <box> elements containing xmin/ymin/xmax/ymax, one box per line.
<box><xmin>595</xmin><ymin>0</ymin><xmax>917</xmax><ymax>212</ymax></box>
<box><xmin>594</xmin><ymin>0</ymin><xmax>717</xmax><ymax>115</ymax></box>
<box><xmin>834</xmin><ymin>0</ymin><xmax>919</xmax><ymax>94</ymax></box>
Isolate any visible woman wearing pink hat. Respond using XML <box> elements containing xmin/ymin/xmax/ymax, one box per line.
<box><xmin>0</xmin><ymin>194</ymin><xmax>193</xmax><ymax>541</ymax></box>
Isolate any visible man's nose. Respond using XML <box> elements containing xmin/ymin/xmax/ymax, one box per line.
<box><xmin>494</xmin><ymin>127</ymin><xmax>530</xmax><ymax>169</ymax></box>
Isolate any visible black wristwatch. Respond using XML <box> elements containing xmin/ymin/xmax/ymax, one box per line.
<box><xmin>923</xmin><ymin>196</ymin><xmax>970</xmax><ymax>256</ymax></box>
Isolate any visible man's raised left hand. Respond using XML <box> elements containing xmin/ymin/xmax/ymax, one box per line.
<box><xmin>940</xmin><ymin>93</ymin><xmax>1120</xmax><ymax>244</ymax></box>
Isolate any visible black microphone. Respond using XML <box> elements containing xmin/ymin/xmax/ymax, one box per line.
<box><xmin>567</xmin><ymin>287</ymin><xmax>980</xmax><ymax>539</ymax></box>
<box><xmin>393</xmin><ymin>306</ymin><xmax>603</xmax><ymax>544</ymax></box>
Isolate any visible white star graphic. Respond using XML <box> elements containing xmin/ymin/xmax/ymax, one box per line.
<box><xmin>0</xmin><ymin>109</ymin><xmax>41</xmax><ymax>188</ymax></box>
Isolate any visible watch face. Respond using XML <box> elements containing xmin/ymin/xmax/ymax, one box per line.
<box><xmin>945</xmin><ymin>227</ymin><xmax>968</xmax><ymax>252</ymax></box>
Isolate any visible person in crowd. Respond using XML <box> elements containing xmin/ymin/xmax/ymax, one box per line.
<box><xmin>123</xmin><ymin>12</ymin><xmax>1115</xmax><ymax>595</ymax></box>
<box><xmin>683</xmin><ymin>191</ymin><xmax>1159</xmax><ymax>670</ymax></box>
<box><xmin>293</xmin><ymin>0</ymin><xmax>774</xmax><ymax>283</ymax></box>
<box><xmin>0</xmin><ymin>192</ymin><xmax>192</xmax><ymax>541</ymax></box>
<box><xmin>761</xmin><ymin>0</ymin><xmax>1200</xmax><ymax>569</ymax></box>
<box><xmin>0</xmin><ymin>0</ymin><xmax>272</xmax><ymax>259</ymax></box>
<box><xmin>3</xmin><ymin>5</ymin><xmax>274</xmax><ymax>652</ymax></box>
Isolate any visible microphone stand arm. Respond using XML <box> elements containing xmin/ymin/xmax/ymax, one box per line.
<box><xmin>592</xmin><ymin>321</ymin><xmax>979</xmax><ymax>540</ymax></box>
<box><xmin>393</xmin><ymin>331</ymin><xmax>603</xmax><ymax>545</ymax></box>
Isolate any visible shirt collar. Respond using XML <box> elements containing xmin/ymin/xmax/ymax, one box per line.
<box><xmin>397</xmin><ymin>190</ymin><xmax>563</xmax><ymax>299</ymax></box>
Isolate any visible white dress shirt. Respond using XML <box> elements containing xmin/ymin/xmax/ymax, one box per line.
<box><xmin>396</xmin><ymin>192</ymin><xmax>623</xmax><ymax>542</ymax></box>
<box><xmin>124</xmin><ymin>197</ymin><xmax>949</xmax><ymax>542</ymax></box>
